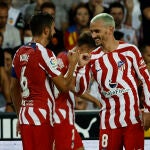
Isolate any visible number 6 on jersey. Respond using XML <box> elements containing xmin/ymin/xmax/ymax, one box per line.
<box><xmin>20</xmin><ymin>66</ymin><xmax>30</xmax><ymax>98</ymax></box>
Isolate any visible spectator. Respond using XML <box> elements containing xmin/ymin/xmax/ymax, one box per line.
<box><xmin>0</xmin><ymin>32</ymin><xmax>3</xmax><ymax>47</ymax></box>
<box><xmin>0</xmin><ymin>34</ymin><xmax>13</xmax><ymax>112</ymax></box>
<box><xmin>40</xmin><ymin>1</ymin><xmax>65</xmax><ymax>56</ymax></box>
<box><xmin>51</xmin><ymin>0</ymin><xmax>73</xmax><ymax>31</ymax></box>
<box><xmin>0</xmin><ymin>40</ymin><xmax>6</xmax><ymax>112</ymax></box>
<box><xmin>23</xmin><ymin>0</ymin><xmax>50</xmax><ymax>24</ymax></box>
<box><xmin>12</xmin><ymin>0</ymin><xmax>30</xmax><ymax>9</ymax></box>
<box><xmin>109</xmin><ymin>2</ymin><xmax>138</xmax><ymax>46</ymax></box>
<box><xmin>64</xmin><ymin>3</ymin><xmax>90</xmax><ymax>50</ymax></box>
<box><xmin>140</xmin><ymin>44</ymin><xmax>150</xmax><ymax>72</ymax></box>
<box><xmin>139</xmin><ymin>44</ymin><xmax>150</xmax><ymax>131</ymax></box>
<box><xmin>84</xmin><ymin>0</ymin><xmax>109</xmax><ymax>20</ymax></box>
<box><xmin>23</xmin><ymin>24</ymin><xmax>32</xmax><ymax>45</ymax></box>
<box><xmin>123</xmin><ymin>0</ymin><xmax>141</xmax><ymax>43</ymax></box>
<box><xmin>3</xmin><ymin>48</ymin><xmax>15</xmax><ymax>112</ymax></box>
<box><xmin>4</xmin><ymin>48</ymin><xmax>14</xmax><ymax>80</ymax></box>
<box><xmin>0</xmin><ymin>0</ymin><xmax>25</xmax><ymax>43</ymax></box>
<box><xmin>129</xmin><ymin>0</ymin><xmax>141</xmax><ymax>35</ymax></box>
<box><xmin>139</xmin><ymin>0</ymin><xmax>150</xmax><ymax>45</ymax></box>
<box><xmin>0</xmin><ymin>0</ymin><xmax>24</xmax><ymax>29</ymax></box>
<box><xmin>0</xmin><ymin>2</ymin><xmax>21</xmax><ymax>49</ymax></box>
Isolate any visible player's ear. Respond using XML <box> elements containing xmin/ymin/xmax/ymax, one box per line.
<box><xmin>109</xmin><ymin>26</ymin><xmax>115</xmax><ymax>34</ymax></box>
<box><xmin>43</xmin><ymin>26</ymin><xmax>50</xmax><ymax>36</ymax></box>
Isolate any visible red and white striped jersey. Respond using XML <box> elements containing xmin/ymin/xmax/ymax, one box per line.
<box><xmin>53</xmin><ymin>51</ymin><xmax>75</xmax><ymax>125</ymax></box>
<box><xmin>76</xmin><ymin>42</ymin><xmax>150</xmax><ymax>129</ymax></box>
<box><xmin>12</xmin><ymin>42</ymin><xmax>61</xmax><ymax>126</ymax></box>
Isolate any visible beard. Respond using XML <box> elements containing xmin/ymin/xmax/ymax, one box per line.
<box><xmin>94</xmin><ymin>37</ymin><xmax>103</xmax><ymax>47</ymax></box>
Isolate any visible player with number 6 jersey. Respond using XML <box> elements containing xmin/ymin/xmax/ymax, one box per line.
<box><xmin>10</xmin><ymin>13</ymin><xmax>78</xmax><ymax>150</ymax></box>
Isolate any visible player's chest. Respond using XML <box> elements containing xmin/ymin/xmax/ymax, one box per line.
<box><xmin>93</xmin><ymin>52</ymin><xmax>132</xmax><ymax>76</ymax></box>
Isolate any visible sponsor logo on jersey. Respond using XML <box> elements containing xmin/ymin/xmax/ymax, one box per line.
<box><xmin>20</xmin><ymin>54</ymin><xmax>29</xmax><ymax>62</ymax></box>
<box><xmin>50</xmin><ymin>57</ymin><xmax>57</xmax><ymax>68</ymax></box>
<box><xmin>102</xmin><ymin>88</ymin><xmax>130</xmax><ymax>98</ymax></box>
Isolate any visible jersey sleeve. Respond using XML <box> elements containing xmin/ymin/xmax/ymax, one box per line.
<box><xmin>57</xmin><ymin>51</ymin><xmax>69</xmax><ymax>75</ymax></box>
<box><xmin>131</xmin><ymin>45</ymin><xmax>150</xmax><ymax>111</ymax></box>
<box><xmin>75</xmin><ymin>64</ymin><xmax>91</xmax><ymax>95</ymax></box>
<box><xmin>37</xmin><ymin>43</ymin><xmax>61</xmax><ymax>78</ymax></box>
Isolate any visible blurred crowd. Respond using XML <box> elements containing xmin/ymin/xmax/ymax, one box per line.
<box><xmin>0</xmin><ymin>0</ymin><xmax>150</xmax><ymax>112</ymax></box>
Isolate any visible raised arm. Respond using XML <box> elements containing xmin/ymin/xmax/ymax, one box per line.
<box><xmin>52</xmin><ymin>51</ymin><xmax>79</xmax><ymax>92</ymax></box>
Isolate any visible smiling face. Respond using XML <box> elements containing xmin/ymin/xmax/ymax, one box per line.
<box><xmin>90</xmin><ymin>20</ymin><xmax>111</xmax><ymax>47</ymax></box>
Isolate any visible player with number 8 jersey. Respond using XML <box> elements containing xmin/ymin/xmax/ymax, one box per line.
<box><xmin>76</xmin><ymin>13</ymin><xmax>150</xmax><ymax>150</ymax></box>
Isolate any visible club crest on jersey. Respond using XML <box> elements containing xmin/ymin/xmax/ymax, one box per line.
<box><xmin>20</xmin><ymin>54</ymin><xmax>29</xmax><ymax>62</ymax></box>
<box><xmin>118</xmin><ymin>60</ymin><xmax>125</xmax><ymax>71</ymax></box>
<box><xmin>50</xmin><ymin>57</ymin><xmax>57</xmax><ymax>68</ymax></box>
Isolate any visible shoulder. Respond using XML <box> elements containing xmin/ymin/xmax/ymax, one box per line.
<box><xmin>91</xmin><ymin>47</ymin><xmax>104</xmax><ymax>60</ymax></box>
<box><xmin>118</xmin><ymin>42</ymin><xmax>140</xmax><ymax>55</ymax></box>
<box><xmin>118</xmin><ymin>42</ymin><xmax>138</xmax><ymax>50</ymax></box>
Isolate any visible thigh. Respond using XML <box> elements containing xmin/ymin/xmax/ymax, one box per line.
<box><xmin>54</xmin><ymin>120</ymin><xmax>83</xmax><ymax>150</ymax></box>
<box><xmin>20</xmin><ymin>124</ymin><xmax>54</xmax><ymax>150</ymax></box>
<box><xmin>124</xmin><ymin>123</ymin><xmax>144</xmax><ymax>150</ymax></box>
<box><xmin>99</xmin><ymin>128</ymin><xmax>123</xmax><ymax>150</ymax></box>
